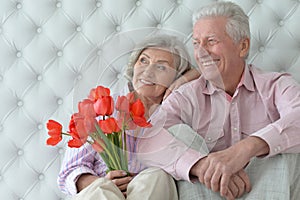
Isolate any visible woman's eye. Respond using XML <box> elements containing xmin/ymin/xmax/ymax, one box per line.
<box><xmin>140</xmin><ymin>57</ymin><xmax>148</xmax><ymax>64</ymax></box>
<box><xmin>156</xmin><ymin>65</ymin><xmax>166</xmax><ymax>70</ymax></box>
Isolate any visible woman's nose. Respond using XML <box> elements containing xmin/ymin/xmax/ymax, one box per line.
<box><xmin>143</xmin><ymin>64</ymin><xmax>155</xmax><ymax>76</ymax></box>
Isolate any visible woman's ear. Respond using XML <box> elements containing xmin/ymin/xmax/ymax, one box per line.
<box><xmin>239</xmin><ymin>38</ymin><xmax>250</xmax><ymax>58</ymax></box>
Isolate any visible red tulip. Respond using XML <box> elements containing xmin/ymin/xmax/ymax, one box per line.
<box><xmin>46</xmin><ymin>120</ymin><xmax>63</xmax><ymax>146</ymax></box>
<box><xmin>88</xmin><ymin>86</ymin><xmax>110</xmax><ymax>102</ymax></box>
<box><xmin>94</xmin><ymin>96</ymin><xmax>114</xmax><ymax>116</ymax></box>
<box><xmin>99</xmin><ymin>118</ymin><xmax>121</xmax><ymax>134</ymax></box>
<box><xmin>115</xmin><ymin>96</ymin><xmax>130</xmax><ymax>113</ymax></box>
<box><xmin>130</xmin><ymin>99</ymin><xmax>152</xmax><ymax>128</ymax></box>
<box><xmin>78</xmin><ymin>99</ymin><xmax>96</xmax><ymax>118</ymax></box>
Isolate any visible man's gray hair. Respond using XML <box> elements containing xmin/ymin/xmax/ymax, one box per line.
<box><xmin>125</xmin><ymin>34</ymin><xmax>191</xmax><ymax>81</ymax></box>
<box><xmin>193</xmin><ymin>1</ymin><xmax>250</xmax><ymax>44</ymax></box>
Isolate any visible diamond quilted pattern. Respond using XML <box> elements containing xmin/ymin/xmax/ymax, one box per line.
<box><xmin>0</xmin><ymin>0</ymin><xmax>300</xmax><ymax>199</ymax></box>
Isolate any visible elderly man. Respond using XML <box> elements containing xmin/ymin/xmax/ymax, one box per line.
<box><xmin>137</xmin><ymin>1</ymin><xmax>300</xmax><ymax>200</ymax></box>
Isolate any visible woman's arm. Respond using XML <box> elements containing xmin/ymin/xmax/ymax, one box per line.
<box><xmin>164</xmin><ymin>68</ymin><xmax>200</xmax><ymax>100</ymax></box>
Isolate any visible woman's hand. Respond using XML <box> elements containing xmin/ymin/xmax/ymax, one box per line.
<box><xmin>163</xmin><ymin>68</ymin><xmax>200</xmax><ymax>100</ymax></box>
<box><xmin>105</xmin><ymin>170</ymin><xmax>133</xmax><ymax>197</ymax></box>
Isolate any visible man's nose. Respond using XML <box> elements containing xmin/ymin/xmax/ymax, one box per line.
<box><xmin>196</xmin><ymin>46</ymin><xmax>210</xmax><ymax>58</ymax></box>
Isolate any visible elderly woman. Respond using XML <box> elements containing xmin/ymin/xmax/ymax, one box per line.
<box><xmin>58</xmin><ymin>34</ymin><xmax>200</xmax><ymax>200</ymax></box>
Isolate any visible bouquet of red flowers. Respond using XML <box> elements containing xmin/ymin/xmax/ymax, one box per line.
<box><xmin>46</xmin><ymin>85</ymin><xmax>151</xmax><ymax>173</ymax></box>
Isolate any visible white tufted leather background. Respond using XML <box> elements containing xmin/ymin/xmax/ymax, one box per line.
<box><xmin>0</xmin><ymin>0</ymin><xmax>300</xmax><ymax>199</ymax></box>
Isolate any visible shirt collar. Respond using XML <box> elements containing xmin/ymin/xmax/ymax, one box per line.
<box><xmin>200</xmin><ymin>64</ymin><xmax>255</xmax><ymax>95</ymax></box>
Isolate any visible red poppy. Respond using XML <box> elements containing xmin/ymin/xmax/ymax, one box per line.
<box><xmin>88</xmin><ymin>86</ymin><xmax>110</xmax><ymax>102</ymax></box>
<box><xmin>46</xmin><ymin>120</ymin><xmax>63</xmax><ymax>146</ymax></box>
<box><xmin>94</xmin><ymin>96</ymin><xmax>114</xmax><ymax>116</ymax></box>
<box><xmin>99</xmin><ymin>118</ymin><xmax>121</xmax><ymax>134</ymax></box>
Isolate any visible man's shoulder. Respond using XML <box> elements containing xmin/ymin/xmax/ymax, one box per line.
<box><xmin>249</xmin><ymin>64</ymin><xmax>293</xmax><ymax>82</ymax></box>
<box><xmin>177</xmin><ymin>76</ymin><xmax>204</xmax><ymax>92</ymax></box>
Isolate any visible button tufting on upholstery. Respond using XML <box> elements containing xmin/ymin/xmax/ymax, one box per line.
<box><xmin>38</xmin><ymin>174</ymin><xmax>45</xmax><ymax>180</ymax></box>
<box><xmin>97</xmin><ymin>49</ymin><xmax>102</xmax><ymax>56</ymax></box>
<box><xmin>157</xmin><ymin>23</ymin><xmax>162</xmax><ymax>29</ymax></box>
<box><xmin>16</xmin><ymin>51</ymin><xmax>22</xmax><ymax>58</ymax></box>
<box><xmin>177</xmin><ymin>0</ymin><xmax>182</xmax><ymax>4</ymax></box>
<box><xmin>36</xmin><ymin>74</ymin><xmax>43</xmax><ymax>81</ymax></box>
<box><xmin>76</xmin><ymin>26</ymin><xmax>82</xmax><ymax>32</ymax></box>
<box><xmin>56</xmin><ymin>1</ymin><xmax>62</xmax><ymax>8</ymax></box>
<box><xmin>19</xmin><ymin>198</ymin><xmax>24</xmax><ymax>200</ymax></box>
<box><xmin>58</xmin><ymin>148</ymin><xmax>64</xmax><ymax>155</ymax></box>
<box><xmin>256</xmin><ymin>0</ymin><xmax>263</xmax><ymax>4</ymax></box>
<box><xmin>0</xmin><ymin>75</ymin><xmax>3</xmax><ymax>81</ymax></box>
<box><xmin>117</xmin><ymin>73</ymin><xmax>122</xmax><ymax>79</ymax></box>
<box><xmin>57</xmin><ymin>98</ymin><xmax>63</xmax><ymax>105</ymax></box>
<box><xmin>77</xmin><ymin>74</ymin><xmax>83</xmax><ymax>80</ymax></box>
<box><xmin>16</xmin><ymin>2</ymin><xmax>22</xmax><ymax>9</ymax></box>
<box><xmin>136</xmin><ymin>1</ymin><xmax>141</xmax><ymax>6</ymax></box>
<box><xmin>259</xmin><ymin>46</ymin><xmax>265</xmax><ymax>52</ymax></box>
<box><xmin>17</xmin><ymin>100</ymin><xmax>23</xmax><ymax>107</ymax></box>
<box><xmin>57</xmin><ymin>50</ymin><xmax>63</xmax><ymax>57</ymax></box>
<box><xmin>278</xmin><ymin>20</ymin><xmax>284</xmax><ymax>26</ymax></box>
<box><xmin>36</xmin><ymin>27</ymin><xmax>42</xmax><ymax>34</ymax></box>
<box><xmin>96</xmin><ymin>1</ymin><xmax>102</xmax><ymax>8</ymax></box>
<box><xmin>17</xmin><ymin>149</ymin><xmax>24</xmax><ymax>156</ymax></box>
<box><xmin>116</xmin><ymin>26</ymin><xmax>121</xmax><ymax>32</ymax></box>
<box><xmin>0</xmin><ymin>125</ymin><xmax>3</xmax><ymax>132</ymax></box>
<box><xmin>37</xmin><ymin>123</ymin><xmax>43</xmax><ymax>130</ymax></box>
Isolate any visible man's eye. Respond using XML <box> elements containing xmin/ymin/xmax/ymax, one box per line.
<box><xmin>193</xmin><ymin>41</ymin><xmax>199</xmax><ymax>49</ymax></box>
<box><xmin>208</xmin><ymin>39</ymin><xmax>218</xmax><ymax>45</ymax></box>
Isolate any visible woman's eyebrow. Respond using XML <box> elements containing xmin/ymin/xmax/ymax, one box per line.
<box><xmin>141</xmin><ymin>52</ymin><xmax>171</xmax><ymax>64</ymax></box>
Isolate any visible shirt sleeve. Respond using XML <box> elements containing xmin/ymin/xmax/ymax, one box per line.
<box><xmin>57</xmin><ymin>144</ymin><xmax>107</xmax><ymax>195</ymax></box>
<box><xmin>137</xmin><ymin>92</ymin><xmax>207</xmax><ymax>181</ymax></box>
<box><xmin>251</xmin><ymin>74</ymin><xmax>300</xmax><ymax>157</ymax></box>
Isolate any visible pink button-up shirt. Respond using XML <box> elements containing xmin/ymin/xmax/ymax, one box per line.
<box><xmin>137</xmin><ymin>64</ymin><xmax>300</xmax><ymax>181</ymax></box>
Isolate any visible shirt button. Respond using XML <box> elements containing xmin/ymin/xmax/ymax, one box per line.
<box><xmin>233</xmin><ymin>127</ymin><xmax>237</xmax><ymax>131</ymax></box>
<box><xmin>274</xmin><ymin>146</ymin><xmax>281</xmax><ymax>152</ymax></box>
<box><xmin>207</xmin><ymin>137</ymin><xmax>212</xmax><ymax>142</ymax></box>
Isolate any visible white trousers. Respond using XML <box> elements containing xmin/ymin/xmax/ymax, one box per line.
<box><xmin>72</xmin><ymin>167</ymin><xmax>178</xmax><ymax>200</ymax></box>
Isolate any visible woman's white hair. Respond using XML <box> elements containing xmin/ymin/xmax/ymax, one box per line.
<box><xmin>125</xmin><ymin>34</ymin><xmax>191</xmax><ymax>81</ymax></box>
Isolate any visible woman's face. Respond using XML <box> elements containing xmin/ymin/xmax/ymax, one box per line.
<box><xmin>132</xmin><ymin>47</ymin><xmax>177</xmax><ymax>102</ymax></box>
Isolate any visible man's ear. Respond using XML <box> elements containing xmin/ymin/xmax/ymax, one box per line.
<box><xmin>239</xmin><ymin>38</ymin><xmax>250</xmax><ymax>58</ymax></box>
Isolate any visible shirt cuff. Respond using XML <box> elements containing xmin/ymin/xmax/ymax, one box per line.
<box><xmin>251</xmin><ymin>124</ymin><xmax>287</xmax><ymax>157</ymax></box>
<box><xmin>66</xmin><ymin>167</ymin><xmax>98</xmax><ymax>195</ymax></box>
<box><xmin>175</xmin><ymin>148</ymin><xmax>206</xmax><ymax>182</ymax></box>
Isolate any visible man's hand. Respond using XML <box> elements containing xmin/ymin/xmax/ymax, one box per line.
<box><xmin>105</xmin><ymin>170</ymin><xmax>133</xmax><ymax>197</ymax></box>
<box><xmin>191</xmin><ymin>136</ymin><xmax>268</xmax><ymax>199</ymax></box>
<box><xmin>225</xmin><ymin>170</ymin><xmax>251</xmax><ymax>200</ymax></box>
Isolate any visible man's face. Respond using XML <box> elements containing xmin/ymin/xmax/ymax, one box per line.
<box><xmin>192</xmin><ymin>16</ymin><xmax>247</xmax><ymax>85</ymax></box>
